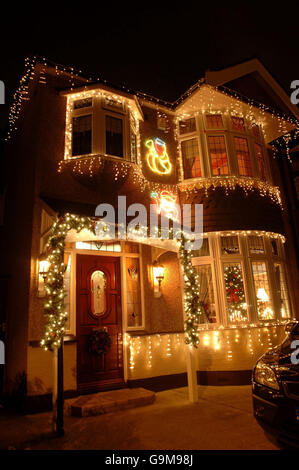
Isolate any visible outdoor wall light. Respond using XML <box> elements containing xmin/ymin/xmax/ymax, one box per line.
<box><xmin>153</xmin><ymin>261</ymin><xmax>165</xmax><ymax>298</ymax></box>
<box><xmin>38</xmin><ymin>258</ymin><xmax>50</xmax><ymax>297</ymax></box>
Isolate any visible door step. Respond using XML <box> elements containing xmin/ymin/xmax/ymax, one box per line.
<box><xmin>65</xmin><ymin>387</ymin><xmax>155</xmax><ymax>417</ymax></box>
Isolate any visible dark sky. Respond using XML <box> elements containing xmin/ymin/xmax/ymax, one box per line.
<box><xmin>1</xmin><ymin>4</ymin><xmax>299</xmax><ymax>131</ymax></box>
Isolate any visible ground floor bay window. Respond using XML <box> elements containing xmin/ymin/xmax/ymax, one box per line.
<box><xmin>191</xmin><ymin>231</ymin><xmax>292</xmax><ymax>326</ymax></box>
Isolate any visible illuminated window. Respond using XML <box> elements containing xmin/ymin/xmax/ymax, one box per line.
<box><xmin>234</xmin><ymin>137</ymin><xmax>253</xmax><ymax>176</ymax></box>
<box><xmin>126</xmin><ymin>257</ymin><xmax>142</xmax><ymax>327</ymax></box>
<box><xmin>75</xmin><ymin>241</ymin><xmax>121</xmax><ymax>252</ymax></box>
<box><xmin>181</xmin><ymin>138</ymin><xmax>202</xmax><ymax>178</ymax></box>
<box><xmin>73</xmin><ymin>97</ymin><xmax>92</xmax><ymax>110</ymax></box>
<box><xmin>194</xmin><ymin>265</ymin><xmax>216</xmax><ymax>323</ymax></box>
<box><xmin>251</xmin><ymin>261</ymin><xmax>274</xmax><ymax>320</ymax></box>
<box><xmin>274</xmin><ymin>263</ymin><xmax>291</xmax><ymax>319</ymax></box>
<box><xmin>207</xmin><ymin>135</ymin><xmax>229</xmax><ymax>176</ymax></box>
<box><xmin>206</xmin><ymin>114</ymin><xmax>223</xmax><ymax>129</ymax></box>
<box><xmin>157</xmin><ymin>115</ymin><xmax>167</xmax><ymax>131</ymax></box>
<box><xmin>224</xmin><ymin>263</ymin><xmax>248</xmax><ymax>323</ymax></box>
<box><xmin>179</xmin><ymin>117</ymin><xmax>196</xmax><ymax>135</ymax></box>
<box><xmin>248</xmin><ymin>236</ymin><xmax>265</xmax><ymax>254</ymax></box>
<box><xmin>231</xmin><ymin>116</ymin><xmax>245</xmax><ymax>132</ymax></box>
<box><xmin>255</xmin><ymin>143</ymin><xmax>268</xmax><ymax>180</ymax></box>
<box><xmin>72</xmin><ymin>115</ymin><xmax>92</xmax><ymax>156</ymax></box>
<box><xmin>221</xmin><ymin>236</ymin><xmax>239</xmax><ymax>254</ymax></box>
<box><xmin>106</xmin><ymin>115</ymin><xmax>123</xmax><ymax>157</ymax></box>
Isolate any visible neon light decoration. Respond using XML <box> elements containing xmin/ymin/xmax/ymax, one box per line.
<box><xmin>145</xmin><ymin>138</ymin><xmax>172</xmax><ymax>175</ymax></box>
<box><xmin>151</xmin><ymin>190</ymin><xmax>178</xmax><ymax>220</ymax></box>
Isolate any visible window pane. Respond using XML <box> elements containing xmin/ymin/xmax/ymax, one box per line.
<box><xmin>73</xmin><ymin>97</ymin><xmax>92</xmax><ymax>109</ymax></box>
<box><xmin>251</xmin><ymin>261</ymin><xmax>274</xmax><ymax>320</ymax></box>
<box><xmin>231</xmin><ymin>116</ymin><xmax>245</xmax><ymax>132</ymax></box>
<box><xmin>192</xmin><ymin>238</ymin><xmax>210</xmax><ymax>257</ymax></box>
<box><xmin>252</xmin><ymin>123</ymin><xmax>260</xmax><ymax>139</ymax></box>
<box><xmin>106</xmin><ymin>115</ymin><xmax>123</xmax><ymax>157</ymax></box>
<box><xmin>248</xmin><ymin>236</ymin><xmax>265</xmax><ymax>254</ymax></box>
<box><xmin>72</xmin><ymin>115</ymin><xmax>92</xmax><ymax>156</ymax></box>
<box><xmin>194</xmin><ymin>265</ymin><xmax>217</xmax><ymax>323</ymax></box>
<box><xmin>206</xmin><ymin>114</ymin><xmax>223</xmax><ymax>129</ymax></box>
<box><xmin>274</xmin><ymin>264</ymin><xmax>291</xmax><ymax>319</ymax></box>
<box><xmin>234</xmin><ymin>137</ymin><xmax>253</xmax><ymax>176</ymax></box>
<box><xmin>181</xmin><ymin>138</ymin><xmax>201</xmax><ymax>178</ymax></box>
<box><xmin>221</xmin><ymin>236</ymin><xmax>239</xmax><ymax>254</ymax></box>
<box><xmin>224</xmin><ymin>263</ymin><xmax>248</xmax><ymax>322</ymax></box>
<box><xmin>207</xmin><ymin>136</ymin><xmax>229</xmax><ymax>176</ymax></box>
<box><xmin>126</xmin><ymin>257</ymin><xmax>142</xmax><ymax>327</ymax></box>
<box><xmin>255</xmin><ymin>143</ymin><xmax>267</xmax><ymax>180</ymax></box>
<box><xmin>179</xmin><ymin>117</ymin><xmax>196</xmax><ymax>135</ymax></box>
<box><xmin>271</xmin><ymin>239</ymin><xmax>278</xmax><ymax>256</ymax></box>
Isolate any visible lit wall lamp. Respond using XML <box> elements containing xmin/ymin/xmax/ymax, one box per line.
<box><xmin>153</xmin><ymin>260</ymin><xmax>165</xmax><ymax>298</ymax></box>
<box><xmin>38</xmin><ymin>258</ymin><xmax>50</xmax><ymax>297</ymax></box>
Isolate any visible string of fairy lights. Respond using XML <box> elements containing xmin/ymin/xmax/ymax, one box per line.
<box><xmin>124</xmin><ymin>324</ymin><xmax>288</xmax><ymax>372</ymax></box>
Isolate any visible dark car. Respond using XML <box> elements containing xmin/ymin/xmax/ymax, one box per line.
<box><xmin>252</xmin><ymin>321</ymin><xmax>299</xmax><ymax>448</ymax></box>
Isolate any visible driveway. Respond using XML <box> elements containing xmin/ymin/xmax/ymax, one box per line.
<box><xmin>0</xmin><ymin>385</ymin><xmax>278</xmax><ymax>450</ymax></box>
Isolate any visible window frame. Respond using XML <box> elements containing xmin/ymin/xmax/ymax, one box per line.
<box><xmin>180</xmin><ymin>135</ymin><xmax>203</xmax><ymax>180</ymax></box>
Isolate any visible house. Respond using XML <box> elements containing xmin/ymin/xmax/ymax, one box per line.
<box><xmin>1</xmin><ymin>57</ymin><xmax>298</xmax><ymax>411</ymax></box>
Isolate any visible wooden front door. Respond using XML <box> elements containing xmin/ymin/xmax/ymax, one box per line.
<box><xmin>76</xmin><ymin>254</ymin><xmax>124</xmax><ymax>393</ymax></box>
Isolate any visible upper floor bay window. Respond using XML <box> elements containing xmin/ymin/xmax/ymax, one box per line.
<box><xmin>181</xmin><ymin>138</ymin><xmax>202</xmax><ymax>178</ymax></box>
<box><xmin>207</xmin><ymin>135</ymin><xmax>229</xmax><ymax>176</ymax></box>
<box><xmin>66</xmin><ymin>92</ymin><xmax>140</xmax><ymax>163</ymax></box>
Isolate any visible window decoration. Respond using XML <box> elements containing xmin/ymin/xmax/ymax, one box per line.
<box><xmin>221</xmin><ymin>236</ymin><xmax>239</xmax><ymax>254</ymax></box>
<box><xmin>126</xmin><ymin>258</ymin><xmax>142</xmax><ymax>327</ymax></box>
<box><xmin>194</xmin><ymin>265</ymin><xmax>216</xmax><ymax>323</ymax></box>
<box><xmin>90</xmin><ymin>270</ymin><xmax>106</xmax><ymax>316</ymax></box>
<box><xmin>255</xmin><ymin>143</ymin><xmax>268</xmax><ymax>181</ymax></box>
<box><xmin>231</xmin><ymin>116</ymin><xmax>245</xmax><ymax>132</ymax></box>
<box><xmin>206</xmin><ymin>114</ymin><xmax>223</xmax><ymax>129</ymax></box>
<box><xmin>248</xmin><ymin>236</ymin><xmax>264</xmax><ymax>254</ymax></box>
<box><xmin>179</xmin><ymin>117</ymin><xmax>196</xmax><ymax>135</ymax></box>
<box><xmin>145</xmin><ymin>138</ymin><xmax>172</xmax><ymax>175</ymax></box>
<box><xmin>224</xmin><ymin>263</ymin><xmax>248</xmax><ymax>322</ymax></box>
<box><xmin>181</xmin><ymin>138</ymin><xmax>201</xmax><ymax>179</ymax></box>
<box><xmin>88</xmin><ymin>328</ymin><xmax>111</xmax><ymax>356</ymax></box>
<box><xmin>72</xmin><ymin>115</ymin><xmax>92</xmax><ymax>157</ymax></box>
<box><xmin>207</xmin><ymin>136</ymin><xmax>229</xmax><ymax>176</ymax></box>
<box><xmin>251</xmin><ymin>261</ymin><xmax>274</xmax><ymax>320</ymax></box>
<box><xmin>274</xmin><ymin>264</ymin><xmax>291</xmax><ymax>319</ymax></box>
<box><xmin>234</xmin><ymin>137</ymin><xmax>253</xmax><ymax>176</ymax></box>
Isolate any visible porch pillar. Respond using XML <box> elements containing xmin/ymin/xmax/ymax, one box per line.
<box><xmin>185</xmin><ymin>346</ymin><xmax>199</xmax><ymax>403</ymax></box>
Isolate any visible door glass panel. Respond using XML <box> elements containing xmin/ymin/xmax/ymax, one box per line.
<box><xmin>91</xmin><ymin>270</ymin><xmax>106</xmax><ymax>316</ymax></box>
<box><xmin>126</xmin><ymin>257</ymin><xmax>142</xmax><ymax>327</ymax></box>
<box><xmin>194</xmin><ymin>264</ymin><xmax>217</xmax><ymax>323</ymax></box>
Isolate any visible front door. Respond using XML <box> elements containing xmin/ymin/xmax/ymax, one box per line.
<box><xmin>76</xmin><ymin>254</ymin><xmax>124</xmax><ymax>393</ymax></box>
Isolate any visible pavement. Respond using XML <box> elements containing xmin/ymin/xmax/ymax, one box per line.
<box><xmin>0</xmin><ymin>385</ymin><xmax>279</xmax><ymax>450</ymax></box>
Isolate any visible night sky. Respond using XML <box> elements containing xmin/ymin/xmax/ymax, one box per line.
<box><xmin>0</xmin><ymin>4</ymin><xmax>299</xmax><ymax>131</ymax></box>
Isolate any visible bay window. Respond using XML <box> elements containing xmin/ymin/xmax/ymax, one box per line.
<box><xmin>234</xmin><ymin>137</ymin><xmax>253</xmax><ymax>176</ymax></box>
<box><xmin>105</xmin><ymin>115</ymin><xmax>123</xmax><ymax>158</ymax></box>
<box><xmin>251</xmin><ymin>261</ymin><xmax>274</xmax><ymax>320</ymax></box>
<box><xmin>72</xmin><ymin>114</ymin><xmax>92</xmax><ymax>157</ymax></box>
